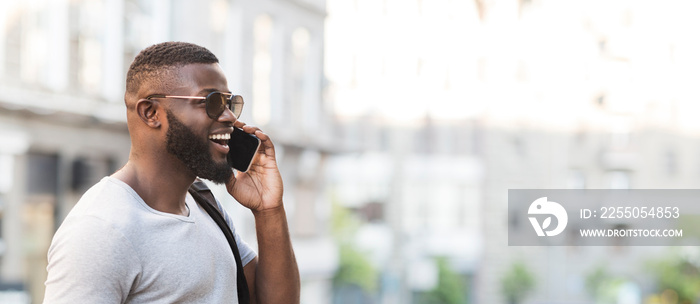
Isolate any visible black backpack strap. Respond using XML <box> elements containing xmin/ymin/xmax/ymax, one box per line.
<box><xmin>188</xmin><ymin>180</ymin><xmax>251</xmax><ymax>304</ymax></box>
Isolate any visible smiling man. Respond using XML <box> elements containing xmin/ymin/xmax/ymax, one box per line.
<box><xmin>44</xmin><ymin>42</ymin><xmax>300</xmax><ymax>304</ymax></box>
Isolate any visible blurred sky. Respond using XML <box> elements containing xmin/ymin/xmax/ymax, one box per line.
<box><xmin>325</xmin><ymin>0</ymin><xmax>700</xmax><ymax>132</ymax></box>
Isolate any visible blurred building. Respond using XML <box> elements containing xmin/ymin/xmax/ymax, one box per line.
<box><xmin>0</xmin><ymin>0</ymin><xmax>337</xmax><ymax>303</ymax></box>
<box><xmin>325</xmin><ymin>0</ymin><xmax>700</xmax><ymax>303</ymax></box>
<box><xmin>327</xmin><ymin>117</ymin><xmax>483</xmax><ymax>303</ymax></box>
<box><xmin>477</xmin><ymin>1</ymin><xmax>700</xmax><ymax>303</ymax></box>
<box><xmin>325</xmin><ymin>1</ymin><xmax>486</xmax><ymax>303</ymax></box>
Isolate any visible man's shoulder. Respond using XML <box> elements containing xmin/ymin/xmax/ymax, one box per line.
<box><xmin>49</xmin><ymin>176</ymin><xmax>153</xmax><ymax>265</ymax></box>
<box><xmin>74</xmin><ymin>176</ymin><xmax>141</xmax><ymax>210</ymax></box>
<box><xmin>59</xmin><ymin>176</ymin><xmax>147</xmax><ymax>236</ymax></box>
<box><xmin>45</xmin><ymin>189</ymin><xmax>142</xmax><ymax>303</ymax></box>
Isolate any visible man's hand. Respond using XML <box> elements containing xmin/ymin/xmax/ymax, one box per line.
<box><xmin>225</xmin><ymin>121</ymin><xmax>300</xmax><ymax>304</ymax></box>
<box><xmin>226</xmin><ymin>122</ymin><xmax>283</xmax><ymax>212</ymax></box>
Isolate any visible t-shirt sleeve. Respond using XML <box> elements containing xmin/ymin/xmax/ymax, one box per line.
<box><xmin>232</xmin><ymin>225</ymin><xmax>256</xmax><ymax>266</ymax></box>
<box><xmin>214</xmin><ymin>198</ymin><xmax>257</xmax><ymax>266</ymax></box>
<box><xmin>44</xmin><ymin>216</ymin><xmax>141</xmax><ymax>304</ymax></box>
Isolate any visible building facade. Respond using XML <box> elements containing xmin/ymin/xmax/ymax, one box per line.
<box><xmin>0</xmin><ymin>0</ymin><xmax>337</xmax><ymax>303</ymax></box>
<box><xmin>325</xmin><ymin>0</ymin><xmax>700</xmax><ymax>303</ymax></box>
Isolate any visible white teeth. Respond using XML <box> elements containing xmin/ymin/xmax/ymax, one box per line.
<box><xmin>208</xmin><ymin>133</ymin><xmax>230</xmax><ymax>140</ymax></box>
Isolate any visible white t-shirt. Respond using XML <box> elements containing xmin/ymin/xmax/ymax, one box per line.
<box><xmin>44</xmin><ymin>176</ymin><xmax>256</xmax><ymax>303</ymax></box>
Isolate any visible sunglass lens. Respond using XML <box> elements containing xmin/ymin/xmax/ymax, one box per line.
<box><xmin>232</xmin><ymin>95</ymin><xmax>243</xmax><ymax>118</ymax></box>
<box><xmin>206</xmin><ymin>92</ymin><xmax>226</xmax><ymax>118</ymax></box>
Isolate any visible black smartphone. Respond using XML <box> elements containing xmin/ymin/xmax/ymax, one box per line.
<box><xmin>227</xmin><ymin>127</ymin><xmax>261</xmax><ymax>172</ymax></box>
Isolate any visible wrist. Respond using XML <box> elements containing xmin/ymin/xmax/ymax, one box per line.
<box><xmin>251</xmin><ymin>203</ymin><xmax>286</xmax><ymax>218</ymax></box>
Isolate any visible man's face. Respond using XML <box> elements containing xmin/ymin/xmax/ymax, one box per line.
<box><xmin>165</xmin><ymin>108</ymin><xmax>232</xmax><ymax>183</ymax></box>
<box><xmin>162</xmin><ymin>63</ymin><xmax>236</xmax><ymax>184</ymax></box>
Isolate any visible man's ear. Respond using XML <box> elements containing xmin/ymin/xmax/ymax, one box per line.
<box><xmin>135</xmin><ymin>98</ymin><xmax>162</xmax><ymax>128</ymax></box>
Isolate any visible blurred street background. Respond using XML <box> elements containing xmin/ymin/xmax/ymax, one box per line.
<box><xmin>2</xmin><ymin>0</ymin><xmax>700</xmax><ymax>303</ymax></box>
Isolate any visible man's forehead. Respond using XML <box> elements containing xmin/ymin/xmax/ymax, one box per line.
<box><xmin>174</xmin><ymin>63</ymin><xmax>229</xmax><ymax>89</ymax></box>
<box><xmin>152</xmin><ymin>63</ymin><xmax>225</xmax><ymax>89</ymax></box>
<box><xmin>175</xmin><ymin>62</ymin><xmax>224</xmax><ymax>75</ymax></box>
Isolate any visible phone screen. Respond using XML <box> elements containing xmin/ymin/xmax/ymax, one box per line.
<box><xmin>227</xmin><ymin>128</ymin><xmax>261</xmax><ymax>172</ymax></box>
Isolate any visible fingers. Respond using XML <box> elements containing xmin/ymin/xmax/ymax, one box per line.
<box><xmin>257</xmin><ymin>130</ymin><xmax>276</xmax><ymax>158</ymax></box>
<box><xmin>233</xmin><ymin>120</ymin><xmax>246</xmax><ymax>129</ymax></box>
<box><xmin>234</xmin><ymin>121</ymin><xmax>275</xmax><ymax>157</ymax></box>
<box><xmin>234</xmin><ymin>121</ymin><xmax>261</xmax><ymax>137</ymax></box>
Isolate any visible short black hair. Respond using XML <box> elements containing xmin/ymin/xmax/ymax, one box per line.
<box><xmin>125</xmin><ymin>42</ymin><xmax>219</xmax><ymax>102</ymax></box>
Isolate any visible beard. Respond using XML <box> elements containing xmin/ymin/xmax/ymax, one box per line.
<box><xmin>165</xmin><ymin>110</ymin><xmax>232</xmax><ymax>184</ymax></box>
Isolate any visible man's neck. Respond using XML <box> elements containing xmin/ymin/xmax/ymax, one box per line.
<box><xmin>113</xmin><ymin>154</ymin><xmax>194</xmax><ymax>216</ymax></box>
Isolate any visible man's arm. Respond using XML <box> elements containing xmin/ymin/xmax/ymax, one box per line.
<box><xmin>228</xmin><ymin>123</ymin><xmax>300</xmax><ymax>304</ymax></box>
<box><xmin>243</xmin><ymin>207</ymin><xmax>300</xmax><ymax>304</ymax></box>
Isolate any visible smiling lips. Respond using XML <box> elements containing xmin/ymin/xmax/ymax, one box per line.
<box><xmin>208</xmin><ymin>133</ymin><xmax>230</xmax><ymax>153</ymax></box>
<box><xmin>209</xmin><ymin>133</ymin><xmax>230</xmax><ymax>143</ymax></box>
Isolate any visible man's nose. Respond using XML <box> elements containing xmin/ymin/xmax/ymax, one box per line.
<box><xmin>217</xmin><ymin>106</ymin><xmax>237</xmax><ymax>123</ymax></box>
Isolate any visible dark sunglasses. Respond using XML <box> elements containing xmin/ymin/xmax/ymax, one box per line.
<box><xmin>146</xmin><ymin>92</ymin><xmax>244</xmax><ymax>119</ymax></box>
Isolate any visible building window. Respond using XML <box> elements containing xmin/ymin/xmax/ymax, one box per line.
<box><xmin>567</xmin><ymin>169</ymin><xmax>586</xmax><ymax>189</ymax></box>
<box><xmin>124</xmin><ymin>0</ymin><xmax>149</xmax><ymax>68</ymax></box>
<box><xmin>69</xmin><ymin>0</ymin><xmax>105</xmax><ymax>94</ymax></box>
<box><xmin>2</xmin><ymin>4</ymin><xmax>22</xmax><ymax>81</ymax></box>
<box><xmin>252</xmin><ymin>14</ymin><xmax>273</xmax><ymax>125</ymax></box>
<box><xmin>606</xmin><ymin>170</ymin><xmax>630</xmax><ymax>189</ymax></box>
<box><xmin>290</xmin><ymin>27</ymin><xmax>317</xmax><ymax>129</ymax></box>
<box><xmin>610</xmin><ymin>116</ymin><xmax>631</xmax><ymax>148</ymax></box>
<box><xmin>20</xmin><ymin>7</ymin><xmax>51</xmax><ymax>86</ymax></box>
<box><xmin>71</xmin><ymin>156</ymin><xmax>115</xmax><ymax>193</ymax></box>
<box><xmin>0</xmin><ymin>154</ymin><xmax>14</xmax><ymax>194</ymax></box>
<box><xmin>664</xmin><ymin>150</ymin><xmax>677</xmax><ymax>177</ymax></box>
<box><xmin>26</xmin><ymin>153</ymin><xmax>59</xmax><ymax>196</ymax></box>
<box><xmin>13</xmin><ymin>3</ymin><xmax>69</xmax><ymax>90</ymax></box>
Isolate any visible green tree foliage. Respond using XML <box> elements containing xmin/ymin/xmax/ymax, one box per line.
<box><xmin>584</xmin><ymin>265</ymin><xmax>625</xmax><ymax>304</ymax></box>
<box><xmin>501</xmin><ymin>261</ymin><xmax>536</xmax><ymax>304</ymax></box>
<box><xmin>647</xmin><ymin>254</ymin><xmax>700</xmax><ymax>303</ymax></box>
<box><xmin>419</xmin><ymin>257</ymin><xmax>467</xmax><ymax>304</ymax></box>
<box><xmin>331</xmin><ymin>201</ymin><xmax>379</xmax><ymax>293</ymax></box>
<box><xmin>331</xmin><ymin>199</ymin><xmax>361</xmax><ymax>240</ymax></box>
<box><xmin>333</xmin><ymin>243</ymin><xmax>379</xmax><ymax>293</ymax></box>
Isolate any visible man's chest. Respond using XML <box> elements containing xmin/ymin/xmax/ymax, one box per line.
<box><xmin>126</xmin><ymin>214</ymin><xmax>238</xmax><ymax>302</ymax></box>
